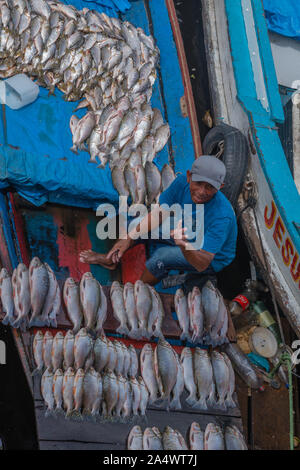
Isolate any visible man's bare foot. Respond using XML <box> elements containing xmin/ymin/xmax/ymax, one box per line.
<box><xmin>79</xmin><ymin>250</ymin><xmax>118</xmax><ymax>270</ymax></box>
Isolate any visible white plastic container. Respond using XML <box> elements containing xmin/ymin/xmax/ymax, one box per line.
<box><xmin>0</xmin><ymin>74</ymin><xmax>39</xmax><ymax>110</ymax></box>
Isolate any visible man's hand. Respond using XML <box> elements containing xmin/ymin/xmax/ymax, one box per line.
<box><xmin>106</xmin><ymin>238</ymin><xmax>132</xmax><ymax>264</ymax></box>
<box><xmin>170</xmin><ymin>220</ymin><xmax>191</xmax><ymax>249</ymax></box>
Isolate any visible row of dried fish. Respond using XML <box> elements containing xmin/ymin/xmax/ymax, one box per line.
<box><xmin>32</xmin><ymin>329</ymin><xmax>138</xmax><ymax>379</ymax></box>
<box><xmin>111</xmin><ymin>280</ymin><xmax>164</xmax><ymax>340</ymax></box>
<box><xmin>0</xmin><ymin>0</ymin><xmax>171</xmax><ymax>168</ymax></box>
<box><xmin>0</xmin><ymin>0</ymin><xmax>158</xmax><ymax>102</ymax></box>
<box><xmin>41</xmin><ymin>365</ymin><xmax>149</xmax><ymax>422</ymax></box>
<box><xmin>63</xmin><ymin>272</ymin><xmax>107</xmax><ymax>335</ymax></box>
<box><xmin>111</xmin><ymin>154</ymin><xmax>175</xmax><ymax>207</ymax></box>
<box><xmin>128</xmin><ymin>423</ymin><xmax>247</xmax><ymax>450</ymax></box>
<box><xmin>71</xmin><ymin>98</ymin><xmax>170</xmax><ymax>174</ymax></box>
<box><xmin>175</xmin><ymin>281</ymin><xmax>229</xmax><ymax>346</ymax></box>
<box><xmin>0</xmin><ymin>259</ymin><xmax>60</xmax><ymax>330</ymax></box>
<box><xmin>140</xmin><ymin>341</ymin><xmax>236</xmax><ymax>412</ymax></box>
<box><xmin>180</xmin><ymin>348</ymin><xmax>236</xmax><ymax>411</ymax></box>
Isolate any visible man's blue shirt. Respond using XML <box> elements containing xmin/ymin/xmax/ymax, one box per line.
<box><xmin>159</xmin><ymin>175</ymin><xmax>238</xmax><ymax>272</ymax></box>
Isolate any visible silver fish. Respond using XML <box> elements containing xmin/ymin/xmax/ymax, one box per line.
<box><xmin>121</xmin><ymin>342</ymin><xmax>131</xmax><ymax>377</ymax></box>
<box><xmin>138</xmin><ymin>376</ymin><xmax>149</xmax><ymax>417</ymax></box>
<box><xmin>122</xmin><ymin>380</ymin><xmax>132</xmax><ymax>420</ymax></box>
<box><xmin>29</xmin><ymin>257</ymin><xmax>49</xmax><ymax>327</ymax></box>
<box><xmin>127</xmin><ymin>425</ymin><xmax>143</xmax><ymax>450</ymax></box>
<box><xmin>145</xmin><ymin>161</ymin><xmax>161</xmax><ymax>205</ymax></box>
<box><xmin>128</xmin><ymin>344</ymin><xmax>138</xmax><ymax>378</ymax></box>
<box><xmin>74</xmin><ymin>328</ymin><xmax>93</xmax><ymax>370</ymax></box>
<box><xmin>41</xmin><ymin>263</ymin><xmax>59</xmax><ymax>327</ymax></box>
<box><xmin>162</xmin><ymin>426</ymin><xmax>185</xmax><ymax>450</ymax></box>
<box><xmin>32</xmin><ymin>330</ymin><xmax>44</xmax><ymax>376</ymax></box>
<box><xmin>83</xmin><ymin>367</ymin><xmax>101</xmax><ymax>419</ymax></box>
<box><xmin>71</xmin><ymin>368</ymin><xmax>85</xmax><ymax>420</ymax></box>
<box><xmin>13</xmin><ymin>263</ymin><xmax>31</xmax><ymax>330</ymax></box>
<box><xmin>113</xmin><ymin>340</ymin><xmax>124</xmax><ymax>376</ymax></box>
<box><xmin>123</xmin><ymin>282</ymin><xmax>139</xmax><ymax>339</ymax></box>
<box><xmin>222</xmin><ymin>343</ymin><xmax>262</xmax><ymax>389</ymax></box>
<box><xmin>30</xmin><ymin>0</ymin><xmax>51</xmax><ymax>19</ymax></box>
<box><xmin>106</xmin><ymin>339</ymin><xmax>117</xmax><ymax>372</ymax></box>
<box><xmin>0</xmin><ymin>268</ymin><xmax>14</xmax><ymax>326</ymax></box>
<box><xmin>161</xmin><ymin>163</ymin><xmax>175</xmax><ymax>191</ymax></box>
<box><xmin>180</xmin><ymin>347</ymin><xmax>197</xmax><ymax>406</ymax></box>
<box><xmin>42</xmin><ymin>331</ymin><xmax>53</xmax><ymax>369</ymax></box>
<box><xmin>71</xmin><ymin>112</ymin><xmax>95</xmax><ymax>153</ymax></box>
<box><xmin>94</xmin><ymin>334</ymin><xmax>110</xmax><ymax>373</ymax></box>
<box><xmin>102</xmin><ymin>369</ymin><xmax>118</xmax><ymax>419</ymax></box>
<box><xmin>63</xmin><ymin>367</ymin><xmax>75</xmax><ymax>418</ymax></box>
<box><xmin>130</xmin><ymin>376</ymin><xmax>141</xmax><ymax>417</ymax></box>
<box><xmin>189</xmin><ymin>422</ymin><xmax>204</xmax><ymax>450</ymax></box>
<box><xmin>221</xmin><ymin>352</ymin><xmax>236</xmax><ymax>408</ymax></box>
<box><xmin>115</xmin><ymin>374</ymin><xmax>127</xmax><ymax>420</ymax></box>
<box><xmin>53</xmin><ymin>368</ymin><xmax>64</xmax><ymax>416</ymax></box>
<box><xmin>154</xmin><ymin>124</ymin><xmax>170</xmax><ymax>153</ymax></box>
<box><xmin>174</xmin><ymin>288</ymin><xmax>190</xmax><ymax>341</ymax></box>
<box><xmin>211</xmin><ymin>351</ymin><xmax>230</xmax><ymax>411</ymax></box>
<box><xmin>110</xmin><ymin>281</ymin><xmax>129</xmax><ymax>335</ymax></box>
<box><xmin>204</xmin><ymin>423</ymin><xmax>225</xmax><ymax>450</ymax></box>
<box><xmin>147</xmin><ymin>287</ymin><xmax>164</xmax><ymax>339</ymax></box>
<box><xmin>140</xmin><ymin>343</ymin><xmax>158</xmax><ymax>404</ymax></box>
<box><xmin>189</xmin><ymin>286</ymin><xmax>204</xmax><ymax>344</ymax></box>
<box><xmin>63</xmin><ymin>330</ymin><xmax>75</xmax><ymax>371</ymax></box>
<box><xmin>95</xmin><ymin>284</ymin><xmax>107</xmax><ymax>336</ymax></box>
<box><xmin>170</xmin><ymin>352</ymin><xmax>184</xmax><ymax>410</ymax></box>
<box><xmin>80</xmin><ymin>272</ymin><xmax>100</xmax><ymax>332</ymax></box>
<box><xmin>225</xmin><ymin>425</ymin><xmax>247</xmax><ymax>450</ymax></box>
<box><xmin>134</xmin><ymin>281</ymin><xmax>152</xmax><ymax>338</ymax></box>
<box><xmin>63</xmin><ymin>278</ymin><xmax>83</xmax><ymax>334</ymax></box>
<box><xmin>41</xmin><ymin>367</ymin><xmax>54</xmax><ymax>417</ymax></box>
<box><xmin>51</xmin><ymin>331</ymin><xmax>64</xmax><ymax>371</ymax></box>
<box><xmin>193</xmin><ymin>348</ymin><xmax>215</xmax><ymax>410</ymax></box>
<box><xmin>143</xmin><ymin>427</ymin><xmax>163</xmax><ymax>450</ymax></box>
<box><xmin>154</xmin><ymin>339</ymin><xmax>178</xmax><ymax>408</ymax></box>
<box><xmin>202</xmin><ymin>280</ymin><xmax>220</xmax><ymax>344</ymax></box>
<box><xmin>111</xmin><ymin>164</ymin><xmax>129</xmax><ymax>198</ymax></box>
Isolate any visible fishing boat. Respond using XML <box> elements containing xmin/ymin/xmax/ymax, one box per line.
<box><xmin>201</xmin><ymin>0</ymin><xmax>300</xmax><ymax>335</ymax></box>
<box><xmin>0</xmin><ymin>0</ymin><xmax>297</xmax><ymax>451</ymax></box>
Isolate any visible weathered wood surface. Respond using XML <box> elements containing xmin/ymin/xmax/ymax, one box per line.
<box><xmin>34</xmin><ymin>404</ymin><xmax>243</xmax><ymax>450</ymax></box>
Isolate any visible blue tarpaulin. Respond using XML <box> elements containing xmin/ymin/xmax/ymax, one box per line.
<box><xmin>263</xmin><ymin>0</ymin><xmax>300</xmax><ymax>41</ymax></box>
<box><xmin>0</xmin><ymin>0</ymin><xmax>133</xmax><ymax>209</ymax></box>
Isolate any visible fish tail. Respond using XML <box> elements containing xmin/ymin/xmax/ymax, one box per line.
<box><xmin>169</xmin><ymin>397</ymin><xmax>182</xmax><ymax>411</ymax></box>
<box><xmin>216</xmin><ymin>399</ymin><xmax>227</xmax><ymax>412</ymax></box>
<box><xmin>207</xmin><ymin>394</ymin><xmax>217</xmax><ymax>408</ymax></box>
<box><xmin>116</xmin><ymin>325</ymin><xmax>129</xmax><ymax>336</ymax></box>
<box><xmin>225</xmin><ymin>396</ymin><xmax>236</xmax><ymax>409</ymax></box>
<box><xmin>154</xmin><ymin>328</ymin><xmax>164</xmax><ymax>339</ymax></box>
<box><xmin>180</xmin><ymin>331</ymin><xmax>189</xmax><ymax>342</ymax></box>
<box><xmin>12</xmin><ymin>317</ymin><xmax>21</xmax><ymax>328</ymax></box>
<box><xmin>50</xmin><ymin>317</ymin><xmax>57</xmax><ymax>328</ymax></box>
<box><xmin>140</xmin><ymin>328</ymin><xmax>149</xmax><ymax>339</ymax></box>
<box><xmin>53</xmin><ymin>407</ymin><xmax>65</xmax><ymax>418</ymax></box>
<box><xmin>70</xmin><ymin>145</ymin><xmax>78</xmax><ymax>154</ymax></box>
<box><xmin>45</xmin><ymin>408</ymin><xmax>55</xmax><ymax>418</ymax></box>
<box><xmin>192</xmin><ymin>397</ymin><xmax>208</xmax><ymax>411</ymax></box>
<box><xmin>186</xmin><ymin>395</ymin><xmax>197</xmax><ymax>407</ymax></box>
<box><xmin>129</xmin><ymin>328</ymin><xmax>140</xmax><ymax>340</ymax></box>
<box><xmin>68</xmin><ymin>410</ymin><xmax>83</xmax><ymax>421</ymax></box>
<box><xmin>31</xmin><ymin>367</ymin><xmax>43</xmax><ymax>377</ymax></box>
<box><xmin>2</xmin><ymin>314</ymin><xmax>12</xmax><ymax>326</ymax></box>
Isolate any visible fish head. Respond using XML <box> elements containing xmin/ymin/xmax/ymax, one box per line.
<box><xmin>0</xmin><ymin>268</ymin><xmax>9</xmax><ymax>280</ymax></box>
<box><xmin>195</xmin><ymin>347</ymin><xmax>208</xmax><ymax>358</ymax></box>
<box><xmin>65</xmin><ymin>330</ymin><xmax>75</xmax><ymax>339</ymax></box>
<box><xmin>190</xmin><ymin>422</ymin><xmax>202</xmax><ymax>434</ymax></box>
<box><xmin>54</xmin><ymin>369</ymin><xmax>64</xmax><ymax>378</ymax></box>
<box><xmin>66</xmin><ymin>367</ymin><xmax>75</xmax><ymax>376</ymax></box>
<box><xmin>44</xmin><ymin>331</ymin><xmax>53</xmax><ymax>340</ymax></box>
<box><xmin>77</xmin><ymin>327</ymin><xmax>88</xmax><ymax>338</ymax></box>
<box><xmin>55</xmin><ymin>331</ymin><xmax>64</xmax><ymax>340</ymax></box>
<box><xmin>30</xmin><ymin>257</ymin><xmax>42</xmax><ymax>269</ymax></box>
<box><xmin>35</xmin><ymin>330</ymin><xmax>44</xmax><ymax>340</ymax></box>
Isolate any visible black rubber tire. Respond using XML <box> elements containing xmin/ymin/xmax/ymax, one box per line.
<box><xmin>202</xmin><ymin>123</ymin><xmax>249</xmax><ymax>208</ymax></box>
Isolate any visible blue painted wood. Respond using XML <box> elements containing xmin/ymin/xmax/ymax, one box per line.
<box><xmin>148</xmin><ymin>0</ymin><xmax>195</xmax><ymax>174</ymax></box>
<box><xmin>122</xmin><ymin>1</ymin><xmax>170</xmax><ymax>171</ymax></box>
<box><xmin>250</xmin><ymin>0</ymin><xmax>284</xmax><ymax>123</ymax></box>
<box><xmin>225</xmin><ymin>0</ymin><xmax>300</xmax><ymax>253</ymax></box>
<box><xmin>0</xmin><ymin>194</ymin><xmax>19</xmax><ymax>269</ymax></box>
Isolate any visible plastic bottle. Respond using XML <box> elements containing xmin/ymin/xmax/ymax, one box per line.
<box><xmin>252</xmin><ymin>300</ymin><xmax>282</xmax><ymax>345</ymax></box>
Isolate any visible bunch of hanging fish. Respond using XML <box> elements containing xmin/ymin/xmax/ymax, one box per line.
<box><xmin>0</xmin><ymin>258</ymin><xmax>60</xmax><ymax>331</ymax></box>
<box><xmin>63</xmin><ymin>272</ymin><xmax>107</xmax><ymax>335</ymax></box>
<box><xmin>41</xmin><ymin>365</ymin><xmax>150</xmax><ymax>422</ymax></box>
<box><xmin>32</xmin><ymin>328</ymin><xmax>139</xmax><ymax>378</ymax></box>
<box><xmin>111</xmin><ymin>280</ymin><xmax>164</xmax><ymax>340</ymax></box>
<box><xmin>0</xmin><ymin>0</ymin><xmax>171</xmax><ymax>177</ymax></box>
<box><xmin>127</xmin><ymin>423</ymin><xmax>247</xmax><ymax>450</ymax></box>
<box><xmin>175</xmin><ymin>280</ymin><xmax>229</xmax><ymax>346</ymax></box>
<box><xmin>140</xmin><ymin>339</ymin><xmax>184</xmax><ymax>410</ymax></box>
<box><xmin>112</xmin><ymin>159</ymin><xmax>175</xmax><ymax>207</ymax></box>
<box><xmin>35</xmin><ymin>329</ymin><xmax>149</xmax><ymax>422</ymax></box>
<box><xmin>180</xmin><ymin>347</ymin><xmax>236</xmax><ymax>412</ymax></box>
